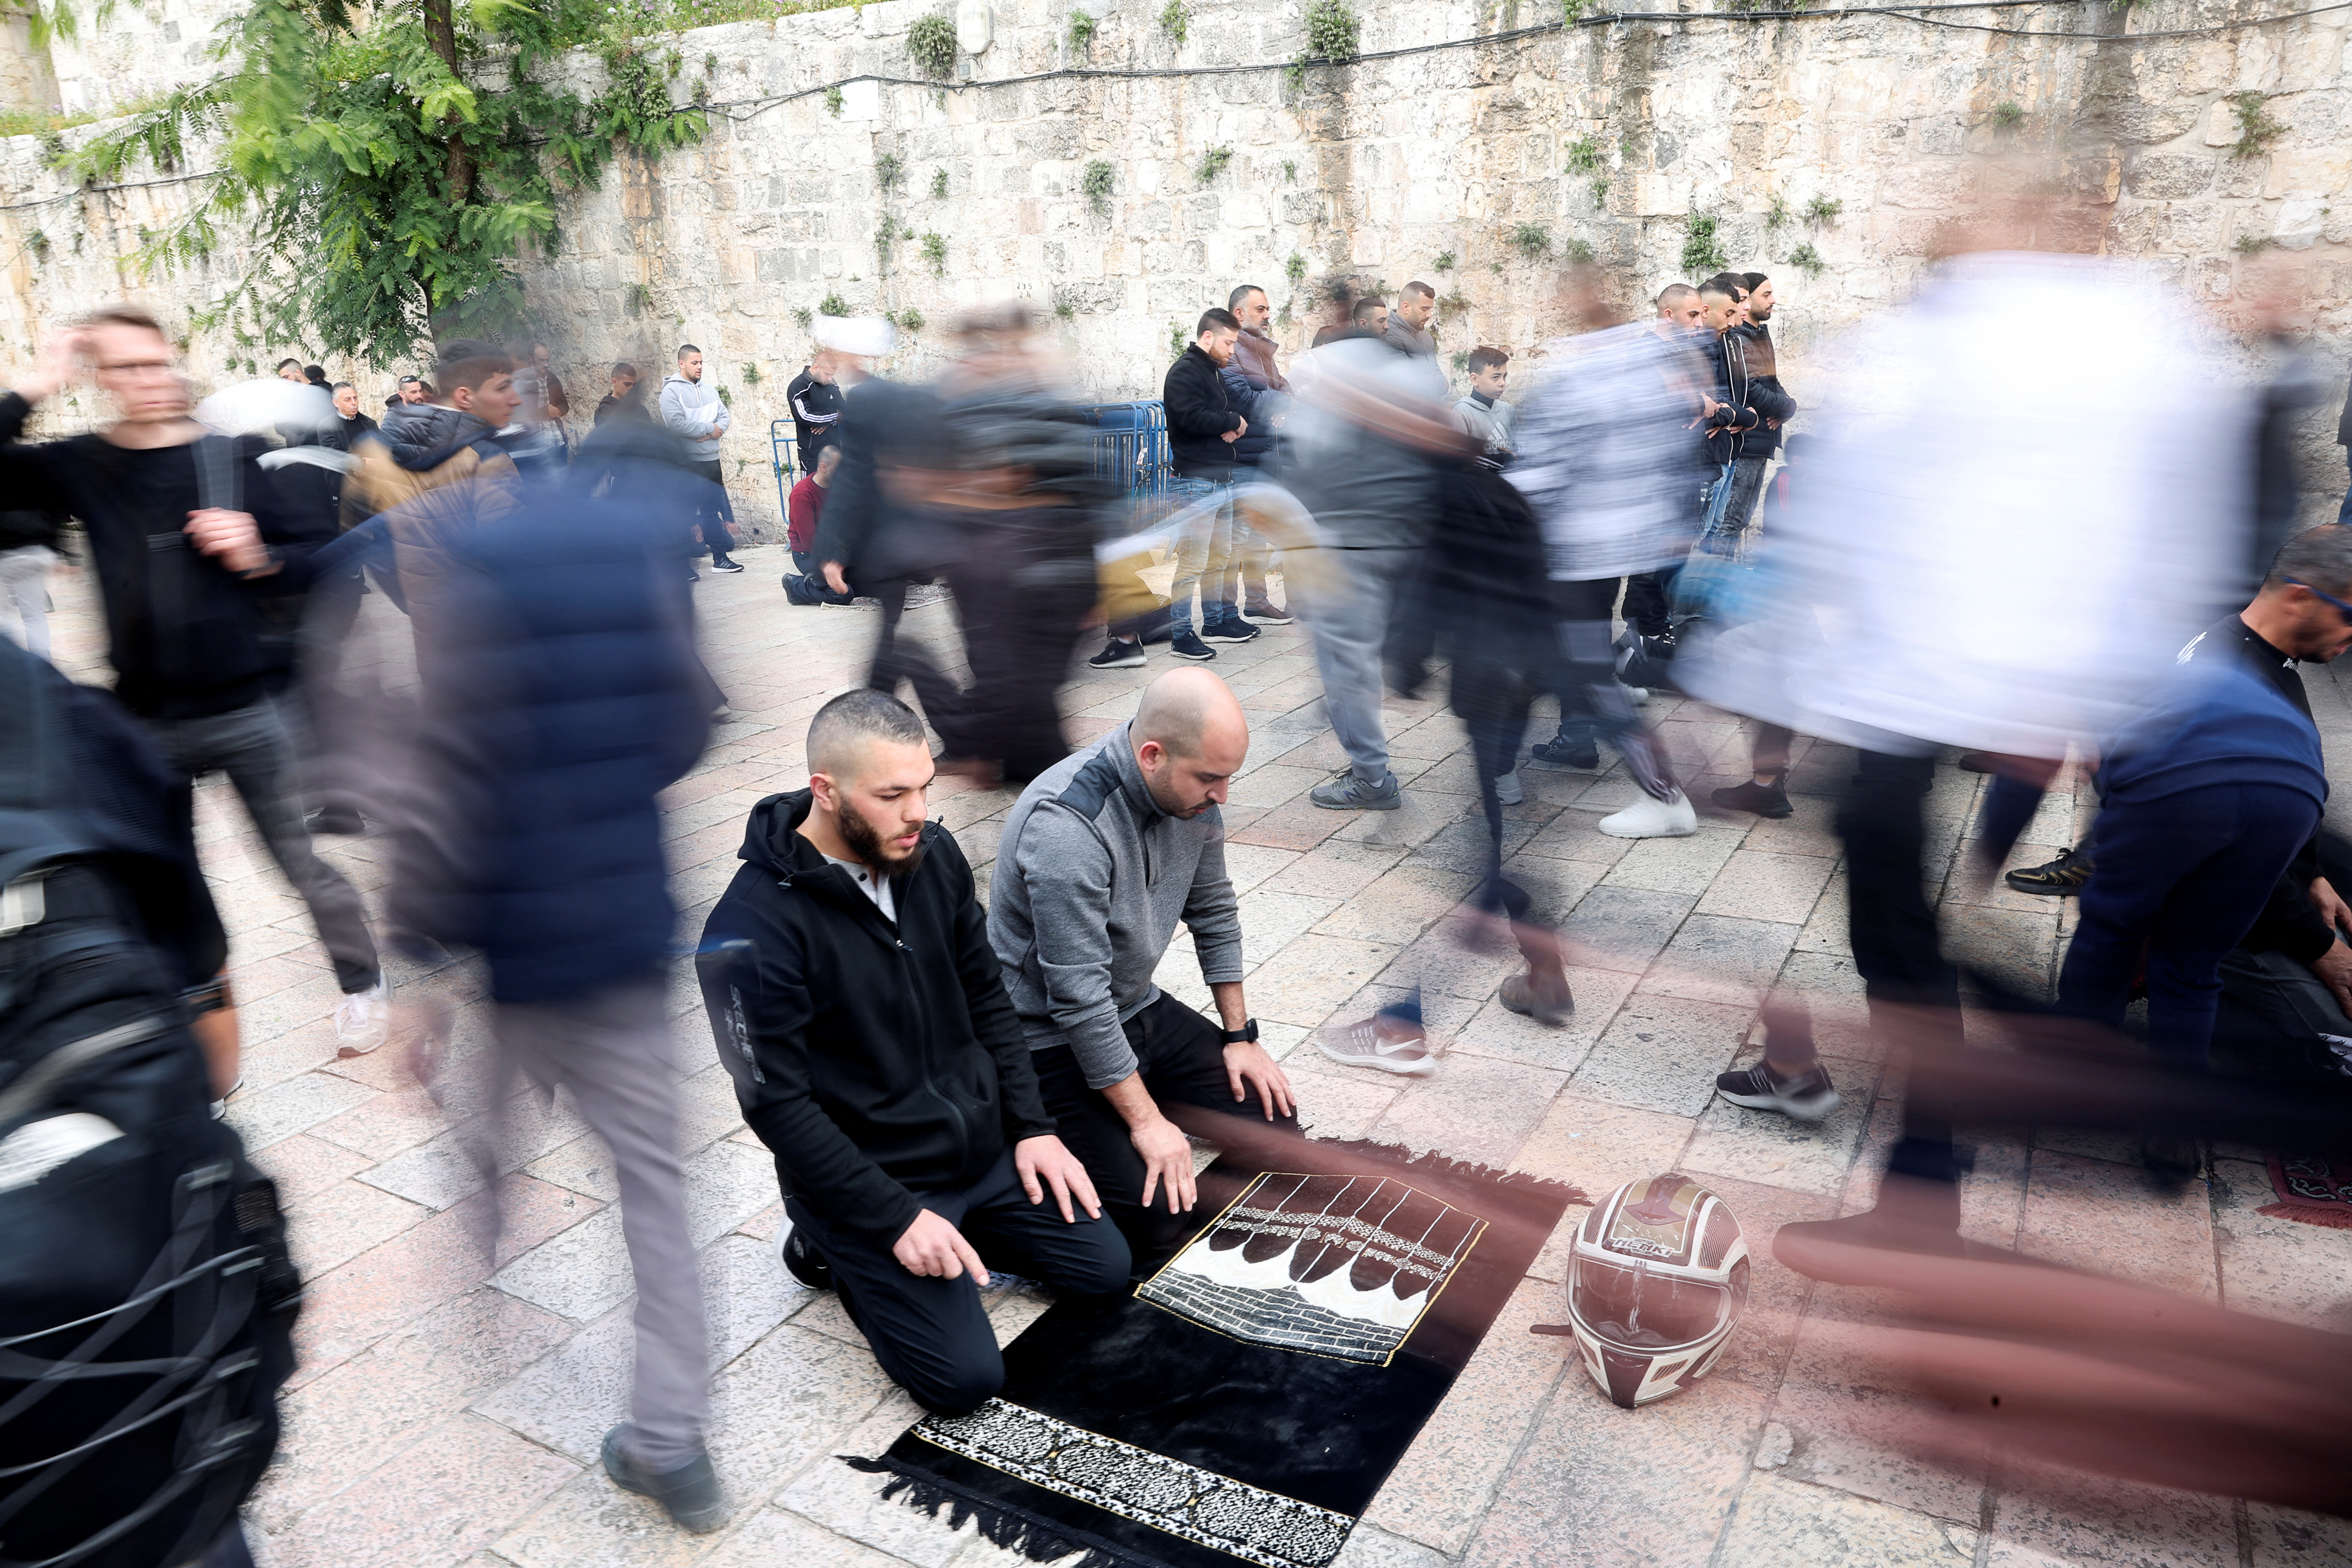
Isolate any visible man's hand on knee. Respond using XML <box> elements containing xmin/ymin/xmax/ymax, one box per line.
<box><xmin>893</xmin><ymin>1208</ymin><xmax>990</xmax><ymax>1286</ymax></box>
<box><xmin>1131</xmin><ymin>1115</ymin><xmax>1196</xmax><ymax>1215</ymax></box>
<box><xmin>2308</xmin><ymin>939</ymin><xmax>2352</xmax><ymax>1018</ymax></box>
<box><xmin>1014</xmin><ymin>1135</ymin><xmax>1102</xmax><ymax>1223</ymax></box>
<box><xmin>1222</xmin><ymin>1041</ymin><xmax>1294</xmax><ymax>1119</ymax></box>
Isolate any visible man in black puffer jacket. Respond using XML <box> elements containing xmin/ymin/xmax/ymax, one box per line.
<box><xmin>698</xmin><ymin>689</ymin><xmax>1127</xmax><ymax>1417</ymax></box>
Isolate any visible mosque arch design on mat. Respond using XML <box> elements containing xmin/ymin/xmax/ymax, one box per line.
<box><xmin>1136</xmin><ymin>1172</ymin><xmax>1485</xmax><ymax>1366</ymax></box>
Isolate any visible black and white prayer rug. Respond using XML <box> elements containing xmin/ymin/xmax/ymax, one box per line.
<box><xmin>846</xmin><ymin>1140</ymin><xmax>1580</xmax><ymax>1568</ymax></box>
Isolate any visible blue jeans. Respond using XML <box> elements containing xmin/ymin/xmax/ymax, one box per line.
<box><xmin>1164</xmin><ymin>476</ymin><xmax>1237</xmax><ymax>635</ymax></box>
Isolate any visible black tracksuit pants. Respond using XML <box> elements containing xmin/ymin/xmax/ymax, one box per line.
<box><xmin>785</xmin><ymin>1148</ymin><xmax>1129</xmax><ymax>1417</ymax></box>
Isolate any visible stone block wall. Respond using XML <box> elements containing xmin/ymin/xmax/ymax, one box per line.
<box><xmin>6</xmin><ymin>0</ymin><xmax>2352</xmax><ymax>535</ymax></box>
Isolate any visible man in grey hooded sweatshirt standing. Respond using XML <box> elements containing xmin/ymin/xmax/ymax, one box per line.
<box><xmin>659</xmin><ymin>343</ymin><xmax>744</xmax><ymax>573</ymax></box>
<box><xmin>989</xmin><ymin>668</ymin><xmax>1297</xmax><ymax>1264</ymax></box>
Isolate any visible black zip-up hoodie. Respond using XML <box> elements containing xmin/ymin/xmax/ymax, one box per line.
<box><xmin>698</xmin><ymin>789</ymin><xmax>1057</xmax><ymax>1240</ymax></box>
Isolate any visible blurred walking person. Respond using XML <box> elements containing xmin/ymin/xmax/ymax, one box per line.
<box><xmin>1746</xmin><ymin>241</ymin><xmax>2247</xmax><ymax>1241</ymax></box>
<box><xmin>0</xmin><ymin>312</ymin><xmax>388</xmax><ymax>1067</ymax></box>
<box><xmin>394</xmin><ymin>422</ymin><xmax>721</xmax><ymax>1532</ymax></box>
<box><xmin>1509</xmin><ymin>268</ymin><xmax>1713</xmax><ymax>838</ymax></box>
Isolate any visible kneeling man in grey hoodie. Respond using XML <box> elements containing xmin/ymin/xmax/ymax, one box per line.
<box><xmin>990</xmin><ymin>668</ymin><xmax>1299</xmax><ymax>1266</ymax></box>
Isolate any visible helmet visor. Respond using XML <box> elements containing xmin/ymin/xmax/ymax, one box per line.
<box><xmin>1572</xmin><ymin>1256</ymin><xmax>1730</xmax><ymax>1350</ymax></box>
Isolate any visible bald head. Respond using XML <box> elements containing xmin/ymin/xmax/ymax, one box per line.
<box><xmin>1132</xmin><ymin>669</ymin><xmax>1249</xmax><ymax>819</ymax></box>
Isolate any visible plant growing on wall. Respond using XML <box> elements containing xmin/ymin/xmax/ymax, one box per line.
<box><xmin>1285</xmin><ymin>252</ymin><xmax>1307</xmax><ymax>283</ymax></box>
<box><xmin>1992</xmin><ymin>100</ymin><xmax>2025</xmax><ymax>130</ymax></box>
<box><xmin>793</xmin><ymin>306</ymin><xmax>814</xmax><ymax>328</ymax></box>
<box><xmin>1282</xmin><ymin>159</ymin><xmax>1298</xmax><ymax>183</ymax></box>
<box><xmin>1305</xmin><ymin>0</ymin><xmax>1360</xmax><ymax>61</ymax></box>
<box><xmin>1788</xmin><ymin>241</ymin><xmax>1824</xmax><ymax>276</ymax></box>
<box><xmin>1563</xmin><ymin>238</ymin><xmax>1594</xmax><ymax>263</ymax></box>
<box><xmin>1509</xmin><ymin>222</ymin><xmax>1550</xmax><ymax>260</ymax></box>
<box><xmin>922</xmin><ymin>232</ymin><xmax>947</xmax><ymax>273</ymax></box>
<box><xmin>61</xmin><ymin>0</ymin><xmax>710</xmax><ymax>363</ymax></box>
<box><xmin>1680</xmin><ymin>214</ymin><xmax>1727</xmax><ymax>275</ymax></box>
<box><xmin>1765</xmin><ymin>193</ymin><xmax>1790</xmax><ymax>230</ymax></box>
<box><xmin>1159</xmin><ymin>0</ymin><xmax>1189</xmax><ymax>43</ymax></box>
<box><xmin>1432</xmin><ymin>250</ymin><xmax>1455</xmax><ymax>271</ymax></box>
<box><xmin>931</xmin><ymin>167</ymin><xmax>948</xmax><ymax>198</ymax></box>
<box><xmin>1804</xmin><ymin>195</ymin><xmax>1842</xmax><ymax>227</ymax></box>
<box><xmin>1592</xmin><ymin>179</ymin><xmax>1609</xmax><ymax>209</ymax></box>
<box><xmin>819</xmin><ymin>291</ymin><xmax>849</xmax><ymax>316</ymax></box>
<box><xmin>875</xmin><ymin>218</ymin><xmax>898</xmax><ymax>263</ymax></box>
<box><xmin>894</xmin><ymin>307</ymin><xmax>926</xmax><ymax>333</ymax></box>
<box><xmin>1564</xmin><ymin>134</ymin><xmax>1603</xmax><ymax>176</ymax></box>
<box><xmin>1168</xmin><ymin>319</ymin><xmax>1187</xmax><ymax>356</ymax></box>
<box><xmin>1082</xmin><ymin>160</ymin><xmax>1116</xmax><ymax>214</ymax></box>
<box><xmin>1068</xmin><ymin>9</ymin><xmax>1096</xmax><ymax>51</ymax></box>
<box><xmin>875</xmin><ymin>152</ymin><xmax>905</xmax><ymax>191</ymax></box>
<box><xmin>1196</xmin><ymin>146</ymin><xmax>1234</xmax><ymax>185</ymax></box>
<box><xmin>2234</xmin><ymin>231</ymin><xmax>2275</xmax><ymax>254</ymax></box>
<box><xmin>2227</xmin><ymin>90</ymin><xmax>2285</xmax><ymax>158</ymax></box>
<box><xmin>826</xmin><ymin>85</ymin><xmax>844</xmax><ymax>116</ymax></box>
<box><xmin>908</xmin><ymin>10</ymin><xmax>958</xmax><ymax>79</ymax></box>
<box><xmin>741</xmin><ymin>362</ymin><xmax>761</xmax><ymax>385</ymax></box>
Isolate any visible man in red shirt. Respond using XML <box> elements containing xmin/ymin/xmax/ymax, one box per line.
<box><xmin>785</xmin><ymin>444</ymin><xmax>854</xmax><ymax>605</ymax></box>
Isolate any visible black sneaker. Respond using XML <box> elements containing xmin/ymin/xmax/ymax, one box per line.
<box><xmin>1200</xmin><ymin>620</ymin><xmax>1261</xmax><ymax>644</ymax></box>
<box><xmin>1243</xmin><ymin>599</ymin><xmax>1294</xmax><ymax>625</ymax></box>
<box><xmin>601</xmin><ymin>1427</ymin><xmax>725</xmax><ymax>1533</ymax></box>
<box><xmin>2005</xmin><ymin>847</ymin><xmax>2092</xmax><ymax>897</ymax></box>
<box><xmin>776</xmin><ymin>1219</ymin><xmax>833</xmax><ymax>1290</ymax></box>
<box><xmin>1529</xmin><ymin>735</ymin><xmax>1600</xmax><ymax>769</ymax></box>
<box><xmin>1715</xmin><ymin>1060</ymin><xmax>1842</xmax><ymax>1121</ymax></box>
<box><xmin>1711</xmin><ymin>779</ymin><xmax>1792</xmax><ymax>819</ymax></box>
<box><xmin>709</xmin><ymin>556</ymin><xmax>745</xmax><ymax>573</ymax></box>
<box><xmin>1169</xmin><ymin>632</ymin><xmax>1218</xmax><ymax>661</ymax></box>
<box><xmin>1087</xmin><ymin>639</ymin><xmax>1146</xmax><ymax>670</ymax></box>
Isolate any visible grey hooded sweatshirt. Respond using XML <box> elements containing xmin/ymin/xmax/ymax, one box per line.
<box><xmin>658</xmin><ymin>371</ymin><xmax>729</xmax><ymax>461</ymax></box>
<box><xmin>989</xmin><ymin>720</ymin><xmax>1246</xmax><ymax>1089</ymax></box>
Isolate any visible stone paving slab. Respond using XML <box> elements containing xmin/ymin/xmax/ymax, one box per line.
<box><xmin>35</xmin><ymin>545</ymin><xmax>2352</xmax><ymax>1568</ymax></box>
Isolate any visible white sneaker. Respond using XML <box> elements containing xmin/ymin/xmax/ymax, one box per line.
<box><xmin>1621</xmin><ymin>683</ymin><xmax>1651</xmax><ymax>706</ymax></box>
<box><xmin>335</xmin><ymin>982</ymin><xmax>389</xmax><ymax>1056</ymax></box>
<box><xmin>1492</xmin><ymin>770</ymin><xmax>1523</xmax><ymax>806</ymax></box>
<box><xmin>1314</xmin><ymin>1014</ymin><xmax>1437</xmax><ymax>1076</ymax></box>
<box><xmin>1597</xmin><ymin>791</ymin><xmax>1699</xmax><ymax>839</ymax></box>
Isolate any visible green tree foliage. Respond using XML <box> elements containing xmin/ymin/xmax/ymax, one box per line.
<box><xmin>65</xmin><ymin>0</ymin><xmax>706</xmax><ymax>365</ymax></box>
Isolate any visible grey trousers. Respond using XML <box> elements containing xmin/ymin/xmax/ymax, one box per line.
<box><xmin>489</xmin><ymin>977</ymin><xmax>710</xmax><ymax>1469</ymax></box>
<box><xmin>1720</xmin><ymin>453</ymin><xmax>1771</xmax><ymax>538</ymax></box>
<box><xmin>1303</xmin><ymin>545</ymin><xmax>1418</xmax><ymax>782</ymax></box>
<box><xmin>141</xmin><ymin>699</ymin><xmax>380</xmax><ymax>993</ymax></box>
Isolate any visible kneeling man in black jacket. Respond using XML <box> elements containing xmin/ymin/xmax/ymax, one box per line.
<box><xmin>699</xmin><ymin>689</ymin><xmax>1129</xmax><ymax>1415</ymax></box>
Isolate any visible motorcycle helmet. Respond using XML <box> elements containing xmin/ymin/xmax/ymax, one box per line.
<box><xmin>1562</xmin><ymin>1173</ymin><xmax>1749</xmax><ymax>1408</ymax></box>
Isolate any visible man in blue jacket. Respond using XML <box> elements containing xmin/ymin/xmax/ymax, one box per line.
<box><xmin>398</xmin><ymin>439</ymin><xmax>721</xmax><ymax>1530</ymax></box>
<box><xmin>2056</xmin><ymin>524</ymin><xmax>2351</xmax><ymax>1176</ymax></box>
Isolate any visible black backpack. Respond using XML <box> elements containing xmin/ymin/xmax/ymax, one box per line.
<box><xmin>0</xmin><ymin>643</ymin><xmax>298</xmax><ymax>1568</ymax></box>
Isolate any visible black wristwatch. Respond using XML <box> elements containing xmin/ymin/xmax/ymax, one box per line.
<box><xmin>1219</xmin><ymin>1018</ymin><xmax>1259</xmax><ymax>1045</ymax></box>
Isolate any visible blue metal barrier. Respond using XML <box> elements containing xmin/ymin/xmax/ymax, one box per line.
<box><xmin>1081</xmin><ymin>400</ymin><xmax>1171</xmax><ymax>517</ymax></box>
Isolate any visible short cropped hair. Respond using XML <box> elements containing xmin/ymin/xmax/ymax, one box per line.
<box><xmin>1195</xmin><ymin>308</ymin><xmax>1241</xmax><ymax>338</ymax></box>
<box><xmin>74</xmin><ymin>304</ymin><xmax>167</xmax><ymax>337</ymax></box>
<box><xmin>276</xmin><ymin>358</ymin><xmax>301</xmax><ymax>372</ymax></box>
<box><xmin>1351</xmin><ymin>295</ymin><xmax>1388</xmax><ymax>323</ymax></box>
<box><xmin>431</xmin><ymin>339</ymin><xmax>514</xmax><ymax>395</ymax></box>
<box><xmin>1467</xmin><ymin>345</ymin><xmax>1509</xmax><ymax>374</ymax></box>
<box><xmin>2268</xmin><ymin>525</ymin><xmax>2352</xmax><ymax>597</ymax></box>
<box><xmin>330</xmin><ymin>381</ymin><xmax>353</xmax><ymax>394</ymax></box>
<box><xmin>1401</xmin><ymin>280</ymin><xmax>1436</xmax><ymax>302</ymax></box>
<box><xmin>807</xmin><ymin>688</ymin><xmax>927</xmax><ymax>778</ymax></box>
<box><xmin>677</xmin><ymin>343</ymin><xmax>701</xmax><ymax>361</ymax></box>
<box><xmin>1227</xmin><ymin>283</ymin><xmax>1266</xmax><ymax>311</ymax></box>
<box><xmin>611</xmin><ymin>361</ymin><xmax>639</xmax><ymax>378</ymax></box>
<box><xmin>1697</xmin><ymin>275</ymin><xmax>1743</xmax><ymax>302</ymax></box>
<box><xmin>1655</xmin><ymin>284</ymin><xmax>1697</xmax><ymax>312</ymax></box>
